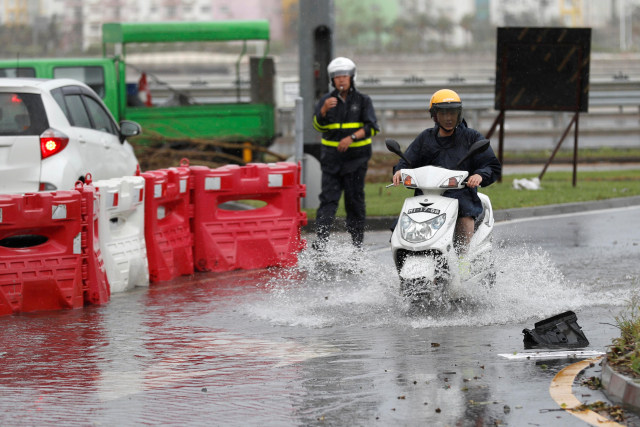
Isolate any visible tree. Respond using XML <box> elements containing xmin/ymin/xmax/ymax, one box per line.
<box><xmin>434</xmin><ymin>16</ymin><xmax>453</xmax><ymax>50</ymax></box>
<box><xmin>460</xmin><ymin>13</ymin><xmax>475</xmax><ymax>46</ymax></box>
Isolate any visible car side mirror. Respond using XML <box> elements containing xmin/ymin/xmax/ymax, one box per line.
<box><xmin>119</xmin><ymin>120</ymin><xmax>142</xmax><ymax>143</ymax></box>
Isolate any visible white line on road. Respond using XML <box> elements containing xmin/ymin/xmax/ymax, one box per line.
<box><xmin>494</xmin><ymin>204</ymin><xmax>640</xmax><ymax>225</ymax></box>
<box><xmin>498</xmin><ymin>350</ymin><xmax>605</xmax><ymax>360</ymax></box>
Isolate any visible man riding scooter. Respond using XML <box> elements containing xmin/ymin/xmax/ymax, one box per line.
<box><xmin>392</xmin><ymin>89</ymin><xmax>502</xmax><ymax>255</ymax></box>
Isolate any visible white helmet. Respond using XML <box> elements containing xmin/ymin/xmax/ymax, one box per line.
<box><xmin>327</xmin><ymin>57</ymin><xmax>357</xmax><ymax>87</ymax></box>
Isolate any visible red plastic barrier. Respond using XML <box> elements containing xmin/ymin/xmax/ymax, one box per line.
<box><xmin>0</xmin><ymin>182</ymin><xmax>109</xmax><ymax>315</ymax></box>
<box><xmin>142</xmin><ymin>163</ymin><xmax>193</xmax><ymax>282</ymax></box>
<box><xmin>190</xmin><ymin>162</ymin><xmax>307</xmax><ymax>272</ymax></box>
<box><xmin>78</xmin><ymin>179</ymin><xmax>110</xmax><ymax>306</ymax></box>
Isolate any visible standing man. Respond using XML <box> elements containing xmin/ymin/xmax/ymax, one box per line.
<box><xmin>311</xmin><ymin>57</ymin><xmax>380</xmax><ymax>250</ymax></box>
<box><xmin>392</xmin><ymin>89</ymin><xmax>501</xmax><ymax>255</ymax></box>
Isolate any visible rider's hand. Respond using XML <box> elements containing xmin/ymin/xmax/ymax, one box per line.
<box><xmin>337</xmin><ymin>136</ymin><xmax>352</xmax><ymax>152</ymax></box>
<box><xmin>392</xmin><ymin>170</ymin><xmax>403</xmax><ymax>186</ymax></box>
<box><xmin>321</xmin><ymin>97</ymin><xmax>338</xmax><ymax>116</ymax></box>
<box><xmin>466</xmin><ymin>174</ymin><xmax>483</xmax><ymax>188</ymax></box>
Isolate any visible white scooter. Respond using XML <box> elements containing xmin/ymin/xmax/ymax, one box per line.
<box><xmin>386</xmin><ymin>138</ymin><xmax>496</xmax><ymax>304</ymax></box>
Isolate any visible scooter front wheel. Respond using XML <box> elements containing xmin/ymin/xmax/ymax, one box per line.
<box><xmin>400</xmin><ymin>277</ymin><xmax>434</xmax><ymax>302</ymax></box>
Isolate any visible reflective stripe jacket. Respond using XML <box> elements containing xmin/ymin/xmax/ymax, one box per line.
<box><xmin>313</xmin><ymin>87</ymin><xmax>380</xmax><ymax>149</ymax></box>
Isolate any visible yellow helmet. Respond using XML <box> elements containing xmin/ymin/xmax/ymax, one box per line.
<box><xmin>428</xmin><ymin>89</ymin><xmax>462</xmax><ymax>128</ymax></box>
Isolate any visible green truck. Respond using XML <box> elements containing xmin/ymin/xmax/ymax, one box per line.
<box><xmin>0</xmin><ymin>20</ymin><xmax>277</xmax><ymax>168</ymax></box>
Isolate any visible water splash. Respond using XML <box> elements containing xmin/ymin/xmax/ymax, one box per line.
<box><xmin>248</xmin><ymin>241</ymin><xmax>402</xmax><ymax>328</ymax></box>
<box><xmin>247</xmin><ymin>240</ymin><xmax>636</xmax><ymax>329</ymax></box>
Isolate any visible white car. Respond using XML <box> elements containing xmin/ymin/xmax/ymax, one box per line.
<box><xmin>0</xmin><ymin>78</ymin><xmax>140</xmax><ymax>193</ymax></box>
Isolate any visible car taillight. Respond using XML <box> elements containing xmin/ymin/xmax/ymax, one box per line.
<box><xmin>39</xmin><ymin>182</ymin><xmax>57</xmax><ymax>191</ymax></box>
<box><xmin>40</xmin><ymin>128</ymin><xmax>69</xmax><ymax>159</ymax></box>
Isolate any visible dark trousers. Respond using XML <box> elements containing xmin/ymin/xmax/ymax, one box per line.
<box><xmin>315</xmin><ymin>163</ymin><xmax>368</xmax><ymax>247</ymax></box>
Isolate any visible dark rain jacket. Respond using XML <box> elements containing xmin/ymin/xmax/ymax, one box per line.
<box><xmin>393</xmin><ymin>121</ymin><xmax>502</xmax><ymax>216</ymax></box>
<box><xmin>313</xmin><ymin>87</ymin><xmax>380</xmax><ymax>174</ymax></box>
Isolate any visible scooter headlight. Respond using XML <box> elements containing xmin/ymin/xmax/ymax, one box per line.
<box><xmin>399</xmin><ymin>212</ymin><xmax>446</xmax><ymax>243</ymax></box>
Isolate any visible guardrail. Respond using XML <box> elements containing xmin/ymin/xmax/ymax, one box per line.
<box><xmin>368</xmin><ymin>89</ymin><xmax>640</xmax><ymax>121</ymax></box>
<box><xmin>146</xmin><ymin>79</ymin><xmax>640</xmax><ymax>144</ymax></box>
<box><xmin>149</xmin><ymin>79</ymin><xmax>640</xmax><ymax>111</ymax></box>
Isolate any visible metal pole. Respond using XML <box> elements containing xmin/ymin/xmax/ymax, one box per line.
<box><xmin>294</xmin><ymin>97</ymin><xmax>308</xmax><ymax>208</ymax></box>
<box><xmin>295</xmin><ymin>97</ymin><xmax>304</xmax><ymax>163</ymax></box>
<box><xmin>620</xmin><ymin>0</ymin><xmax>627</xmax><ymax>51</ymax></box>
<box><xmin>498</xmin><ymin>111</ymin><xmax>505</xmax><ymax>183</ymax></box>
<box><xmin>538</xmin><ymin>112</ymin><xmax>578</xmax><ymax>181</ymax></box>
<box><xmin>573</xmin><ymin>113</ymin><xmax>579</xmax><ymax>187</ymax></box>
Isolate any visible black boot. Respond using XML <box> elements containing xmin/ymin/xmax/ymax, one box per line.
<box><xmin>351</xmin><ymin>230</ymin><xmax>364</xmax><ymax>249</ymax></box>
<box><xmin>311</xmin><ymin>238</ymin><xmax>327</xmax><ymax>251</ymax></box>
<box><xmin>312</xmin><ymin>225</ymin><xmax>330</xmax><ymax>251</ymax></box>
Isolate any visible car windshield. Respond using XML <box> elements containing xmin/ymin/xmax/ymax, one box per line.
<box><xmin>0</xmin><ymin>92</ymin><xmax>48</xmax><ymax>136</ymax></box>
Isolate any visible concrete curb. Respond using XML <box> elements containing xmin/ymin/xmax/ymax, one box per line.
<box><xmin>302</xmin><ymin>195</ymin><xmax>640</xmax><ymax>232</ymax></box>
<box><xmin>601</xmin><ymin>358</ymin><xmax>640</xmax><ymax>413</ymax></box>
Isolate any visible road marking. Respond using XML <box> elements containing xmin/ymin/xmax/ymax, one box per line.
<box><xmin>494</xmin><ymin>205</ymin><xmax>640</xmax><ymax>225</ymax></box>
<box><xmin>498</xmin><ymin>350</ymin><xmax>604</xmax><ymax>360</ymax></box>
<box><xmin>549</xmin><ymin>356</ymin><xmax>623</xmax><ymax>426</ymax></box>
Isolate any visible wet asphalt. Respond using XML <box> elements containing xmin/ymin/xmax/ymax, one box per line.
<box><xmin>1</xmin><ymin>196</ymin><xmax>639</xmax><ymax>426</ymax></box>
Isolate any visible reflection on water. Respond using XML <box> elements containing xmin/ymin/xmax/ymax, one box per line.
<box><xmin>0</xmin><ymin>308</ymin><xmax>106</xmax><ymax>424</ymax></box>
<box><xmin>0</xmin><ymin>271</ymin><xmax>335</xmax><ymax>426</ymax></box>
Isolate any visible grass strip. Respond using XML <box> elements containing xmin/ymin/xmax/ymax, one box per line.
<box><xmin>304</xmin><ymin>169</ymin><xmax>640</xmax><ymax>219</ymax></box>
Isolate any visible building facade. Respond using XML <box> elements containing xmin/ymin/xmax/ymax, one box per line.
<box><xmin>0</xmin><ymin>0</ymin><xmax>636</xmax><ymax>52</ymax></box>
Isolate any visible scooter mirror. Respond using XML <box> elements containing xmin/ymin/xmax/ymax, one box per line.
<box><xmin>385</xmin><ymin>138</ymin><xmax>414</xmax><ymax>167</ymax></box>
<box><xmin>456</xmin><ymin>139</ymin><xmax>491</xmax><ymax>168</ymax></box>
<box><xmin>385</xmin><ymin>138</ymin><xmax>402</xmax><ymax>156</ymax></box>
<box><xmin>470</xmin><ymin>139</ymin><xmax>491</xmax><ymax>154</ymax></box>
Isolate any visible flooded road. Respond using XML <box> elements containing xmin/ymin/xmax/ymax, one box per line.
<box><xmin>1</xmin><ymin>206</ymin><xmax>639</xmax><ymax>426</ymax></box>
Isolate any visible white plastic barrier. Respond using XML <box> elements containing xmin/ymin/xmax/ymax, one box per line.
<box><xmin>94</xmin><ymin>176</ymin><xmax>149</xmax><ymax>293</ymax></box>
